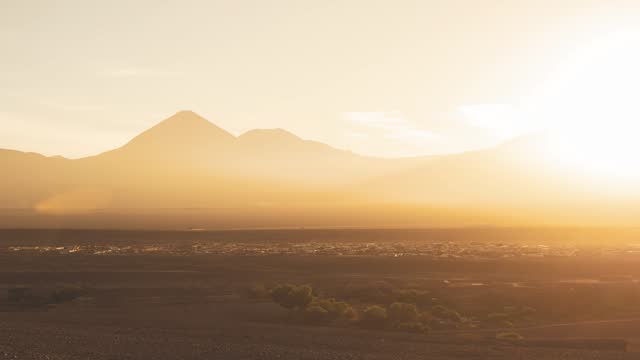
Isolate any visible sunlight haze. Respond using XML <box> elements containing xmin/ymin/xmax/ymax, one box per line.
<box><xmin>7</xmin><ymin>3</ymin><xmax>640</xmax><ymax>359</ymax></box>
<box><xmin>3</xmin><ymin>0</ymin><xmax>640</xmax><ymax>161</ymax></box>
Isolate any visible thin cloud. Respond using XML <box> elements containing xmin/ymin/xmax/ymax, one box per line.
<box><xmin>385</xmin><ymin>128</ymin><xmax>439</xmax><ymax>142</ymax></box>
<box><xmin>343</xmin><ymin>111</ymin><xmax>408</xmax><ymax>129</ymax></box>
<box><xmin>343</xmin><ymin>111</ymin><xmax>440</xmax><ymax>142</ymax></box>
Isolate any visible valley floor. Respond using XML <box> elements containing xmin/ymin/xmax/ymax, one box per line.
<box><xmin>1</xmin><ymin>229</ymin><xmax>639</xmax><ymax>359</ymax></box>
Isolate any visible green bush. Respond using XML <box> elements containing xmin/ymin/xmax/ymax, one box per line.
<box><xmin>388</xmin><ymin>302</ymin><xmax>419</xmax><ymax>324</ymax></box>
<box><xmin>361</xmin><ymin>305</ymin><xmax>388</xmax><ymax>328</ymax></box>
<box><xmin>245</xmin><ymin>283</ymin><xmax>270</xmax><ymax>300</ymax></box>
<box><xmin>312</xmin><ymin>298</ymin><xmax>356</xmax><ymax>320</ymax></box>
<box><xmin>8</xmin><ymin>287</ymin><xmax>32</xmax><ymax>304</ymax></box>
<box><xmin>7</xmin><ymin>287</ymin><xmax>45</xmax><ymax>306</ymax></box>
<box><xmin>432</xmin><ymin>305</ymin><xmax>463</xmax><ymax>323</ymax></box>
<box><xmin>301</xmin><ymin>298</ymin><xmax>357</xmax><ymax>324</ymax></box>
<box><xmin>50</xmin><ymin>285</ymin><xmax>84</xmax><ymax>304</ymax></box>
<box><xmin>271</xmin><ymin>284</ymin><xmax>313</xmax><ymax>309</ymax></box>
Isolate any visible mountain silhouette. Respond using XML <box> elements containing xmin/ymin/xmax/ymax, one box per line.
<box><xmin>1</xmin><ymin>111</ymin><xmax>639</xmax><ymax>228</ymax></box>
<box><xmin>93</xmin><ymin>110</ymin><xmax>235</xmax><ymax>165</ymax></box>
<box><xmin>125</xmin><ymin>110</ymin><xmax>234</xmax><ymax>147</ymax></box>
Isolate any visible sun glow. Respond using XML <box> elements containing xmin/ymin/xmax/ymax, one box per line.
<box><xmin>529</xmin><ymin>29</ymin><xmax>640</xmax><ymax>180</ymax></box>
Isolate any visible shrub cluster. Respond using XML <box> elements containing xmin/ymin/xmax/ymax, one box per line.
<box><xmin>270</xmin><ymin>284</ymin><xmax>313</xmax><ymax>309</ymax></box>
<box><xmin>7</xmin><ymin>285</ymin><xmax>85</xmax><ymax>307</ymax></box>
<box><xmin>361</xmin><ymin>305</ymin><xmax>388</xmax><ymax>328</ymax></box>
<box><xmin>303</xmin><ymin>297</ymin><xmax>357</xmax><ymax>324</ymax></box>
<box><xmin>269</xmin><ymin>284</ymin><xmax>356</xmax><ymax>324</ymax></box>
<box><xmin>265</xmin><ymin>283</ymin><xmax>473</xmax><ymax>335</ymax></box>
<box><xmin>7</xmin><ymin>287</ymin><xmax>44</xmax><ymax>307</ymax></box>
<box><xmin>361</xmin><ymin>302</ymin><xmax>436</xmax><ymax>333</ymax></box>
<box><xmin>245</xmin><ymin>283</ymin><xmax>271</xmax><ymax>300</ymax></box>
<box><xmin>50</xmin><ymin>285</ymin><xmax>84</xmax><ymax>304</ymax></box>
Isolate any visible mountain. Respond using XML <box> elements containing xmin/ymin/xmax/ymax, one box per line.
<box><xmin>87</xmin><ymin>111</ymin><xmax>235</xmax><ymax>165</ymax></box>
<box><xmin>86</xmin><ymin>111</ymin><xmax>416</xmax><ymax>187</ymax></box>
<box><xmin>1</xmin><ymin>111</ymin><xmax>639</xmax><ymax>229</ymax></box>
<box><xmin>0</xmin><ymin>150</ymin><xmax>72</xmax><ymax>208</ymax></box>
<box><xmin>121</xmin><ymin>111</ymin><xmax>235</xmax><ymax>154</ymax></box>
<box><xmin>0</xmin><ymin>111</ymin><xmax>417</xmax><ymax>215</ymax></box>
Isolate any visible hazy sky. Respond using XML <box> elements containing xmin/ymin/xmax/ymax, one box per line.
<box><xmin>2</xmin><ymin>0</ymin><xmax>640</xmax><ymax>158</ymax></box>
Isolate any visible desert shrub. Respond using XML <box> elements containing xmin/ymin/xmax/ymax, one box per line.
<box><xmin>388</xmin><ymin>302</ymin><xmax>419</xmax><ymax>324</ymax></box>
<box><xmin>496</xmin><ymin>332</ymin><xmax>523</xmax><ymax>341</ymax></box>
<box><xmin>332</xmin><ymin>300</ymin><xmax>357</xmax><ymax>320</ymax></box>
<box><xmin>7</xmin><ymin>287</ymin><xmax>44</xmax><ymax>306</ymax></box>
<box><xmin>271</xmin><ymin>284</ymin><xmax>313</xmax><ymax>309</ymax></box>
<box><xmin>313</xmin><ymin>298</ymin><xmax>356</xmax><ymax>320</ymax></box>
<box><xmin>432</xmin><ymin>305</ymin><xmax>463</xmax><ymax>323</ymax></box>
<box><xmin>300</xmin><ymin>298</ymin><xmax>357</xmax><ymax>324</ymax></box>
<box><xmin>361</xmin><ymin>305</ymin><xmax>388</xmax><ymax>328</ymax></box>
<box><xmin>50</xmin><ymin>285</ymin><xmax>84</xmax><ymax>304</ymax></box>
<box><xmin>396</xmin><ymin>321</ymin><xmax>430</xmax><ymax>334</ymax></box>
<box><xmin>245</xmin><ymin>283</ymin><xmax>270</xmax><ymax>300</ymax></box>
<box><xmin>7</xmin><ymin>287</ymin><xmax>30</xmax><ymax>303</ymax></box>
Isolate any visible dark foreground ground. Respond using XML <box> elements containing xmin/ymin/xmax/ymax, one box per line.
<box><xmin>1</xmin><ymin>228</ymin><xmax>640</xmax><ymax>359</ymax></box>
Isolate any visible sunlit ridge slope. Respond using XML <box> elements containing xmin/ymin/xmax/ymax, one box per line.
<box><xmin>1</xmin><ymin>111</ymin><xmax>639</xmax><ymax>228</ymax></box>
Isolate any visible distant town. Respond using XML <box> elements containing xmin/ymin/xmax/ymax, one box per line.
<box><xmin>7</xmin><ymin>239</ymin><xmax>640</xmax><ymax>259</ymax></box>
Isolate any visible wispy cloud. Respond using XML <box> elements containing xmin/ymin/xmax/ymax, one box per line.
<box><xmin>385</xmin><ymin>128</ymin><xmax>439</xmax><ymax>141</ymax></box>
<box><xmin>343</xmin><ymin>111</ymin><xmax>408</xmax><ymax>129</ymax></box>
<box><xmin>343</xmin><ymin>111</ymin><xmax>440</xmax><ymax>144</ymax></box>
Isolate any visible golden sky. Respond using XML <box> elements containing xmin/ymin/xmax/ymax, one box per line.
<box><xmin>2</xmin><ymin>0</ymin><xmax>640</xmax><ymax>158</ymax></box>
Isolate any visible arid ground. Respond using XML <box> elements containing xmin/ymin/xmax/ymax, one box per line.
<box><xmin>1</xmin><ymin>228</ymin><xmax>640</xmax><ymax>359</ymax></box>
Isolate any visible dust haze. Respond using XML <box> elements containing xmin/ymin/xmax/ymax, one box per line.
<box><xmin>3</xmin><ymin>1</ymin><xmax>640</xmax><ymax>359</ymax></box>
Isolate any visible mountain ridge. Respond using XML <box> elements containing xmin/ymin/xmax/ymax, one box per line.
<box><xmin>2</xmin><ymin>111</ymin><xmax>640</xmax><ymax>228</ymax></box>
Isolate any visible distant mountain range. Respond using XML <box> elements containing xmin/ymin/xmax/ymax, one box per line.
<box><xmin>1</xmin><ymin>111</ymin><xmax>638</xmax><ymax>229</ymax></box>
